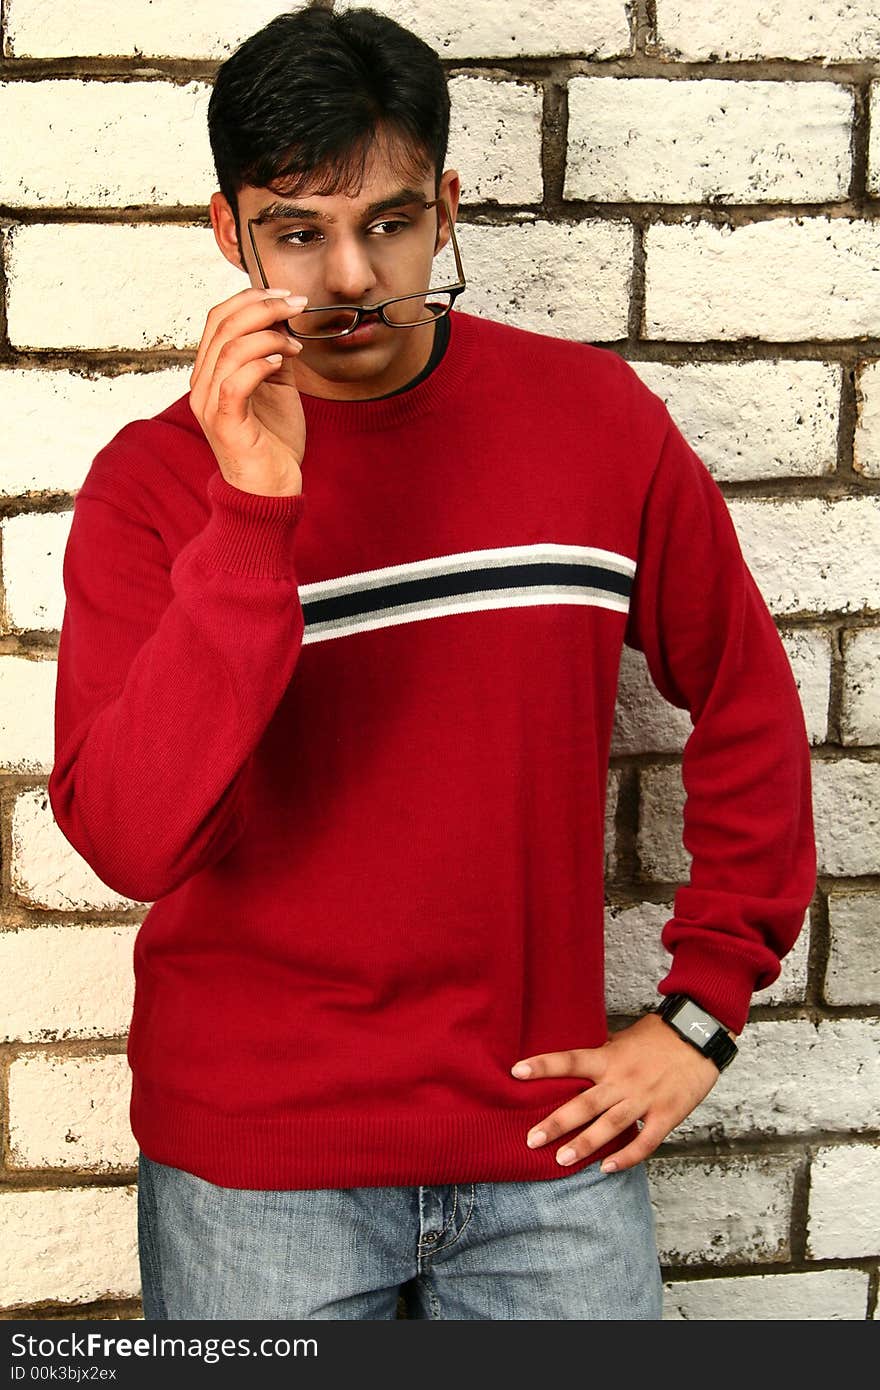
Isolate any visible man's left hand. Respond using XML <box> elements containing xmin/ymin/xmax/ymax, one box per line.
<box><xmin>511</xmin><ymin>1012</ymin><xmax>726</xmax><ymax>1172</ymax></box>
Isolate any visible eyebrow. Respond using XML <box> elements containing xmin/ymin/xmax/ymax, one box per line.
<box><xmin>252</xmin><ymin>186</ymin><xmax>428</xmax><ymax>226</ymax></box>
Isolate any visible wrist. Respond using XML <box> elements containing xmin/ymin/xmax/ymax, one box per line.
<box><xmin>652</xmin><ymin>993</ymin><xmax>739</xmax><ymax>1072</ymax></box>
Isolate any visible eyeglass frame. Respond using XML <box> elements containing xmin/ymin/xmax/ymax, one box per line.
<box><xmin>245</xmin><ymin>194</ymin><xmax>466</xmax><ymax>340</ymax></box>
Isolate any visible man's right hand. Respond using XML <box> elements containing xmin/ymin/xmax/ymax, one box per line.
<box><xmin>189</xmin><ymin>286</ymin><xmax>309</xmax><ymax>498</ymax></box>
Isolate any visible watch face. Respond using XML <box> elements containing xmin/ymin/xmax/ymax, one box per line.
<box><xmin>671</xmin><ymin>999</ymin><xmax>722</xmax><ymax>1046</ymax></box>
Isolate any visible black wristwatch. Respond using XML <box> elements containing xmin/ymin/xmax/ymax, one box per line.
<box><xmin>653</xmin><ymin>994</ymin><xmax>738</xmax><ymax>1072</ymax></box>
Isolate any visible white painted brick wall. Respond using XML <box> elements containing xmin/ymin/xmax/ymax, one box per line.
<box><xmin>841</xmin><ymin>628</ymin><xmax>880</xmax><ymax>746</ymax></box>
<box><xmin>854</xmin><ymin>359</ymin><xmax>880</xmax><ymax>479</ymax></box>
<box><xmin>0</xmin><ymin>81</ymin><xmax>215</xmax><ymax>208</ymax></box>
<box><xmin>11</xmin><ymin>787</ymin><xmax>147</xmax><ymax>912</ymax></box>
<box><xmin>0</xmin><ymin>656</ymin><xmax>56</xmax><ymax>770</ymax></box>
<box><xmin>655</xmin><ymin>2</ymin><xmax>880</xmax><ymax>63</ymax></box>
<box><xmin>663</xmin><ymin>1269</ymin><xmax>869</xmax><ymax>1321</ymax></box>
<box><xmin>672</xmin><ymin>1020</ymin><xmax>880</xmax><ymax>1141</ymax></box>
<box><xmin>0</xmin><ymin>368</ymin><xmax>190</xmax><ymax>496</ymax></box>
<box><xmin>341</xmin><ymin>1</ymin><xmax>632</xmax><ymax>60</ymax></box>
<box><xmin>729</xmin><ymin>498</ymin><xmax>880</xmax><ymax>617</ymax></box>
<box><xmin>4</xmin><ymin>0</ymin><xmax>312</xmax><ymax>60</ymax></box>
<box><xmin>648</xmin><ymin>1154</ymin><xmax>798</xmax><ymax>1265</ymax></box>
<box><xmin>448</xmin><ymin>77</ymin><xmax>543</xmax><ymax>205</ymax></box>
<box><xmin>0</xmin><ymin>1186</ymin><xmax>138</xmax><ymax>1311</ymax></box>
<box><xmin>807</xmin><ymin>1145</ymin><xmax>880</xmax><ymax>1260</ymax></box>
<box><xmin>870</xmin><ymin>85</ymin><xmax>880</xmax><ymax>197</ymax></box>
<box><xmin>0</xmin><ymin>923</ymin><xmax>137</xmax><ymax>1043</ymax></box>
<box><xmin>566</xmin><ymin>79</ymin><xmax>851</xmax><ymax>205</ymax></box>
<box><xmin>454</xmin><ymin>220</ymin><xmax>632</xmax><ymax>341</ymax></box>
<box><xmin>630</xmin><ymin>360</ymin><xmax>840</xmax><ymax>483</ymax></box>
<box><xmin>7</xmin><ymin>1052</ymin><xmax>134</xmax><ymax>1172</ymax></box>
<box><xmin>811</xmin><ymin>761</ymin><xmax>880</xmax><ymax>877</ymax></box>
<box><xmin>3</xmin><ymin>510</ymin><xmax>71</xmax><ymax>632</ymax></box>
<box><xmin>6</xmin><ymin>225</ymin><xmax>245</xmax><ymax>351</ymax></box>
<box><xmin>645</xmin><ymin>219</ymin><xmax>880</xmax><ymax>342</ymax></box>
<box><xmin>825</xmin><ymin>892</ymin><xmax>880</xmax><ymax>1006</ymax></box>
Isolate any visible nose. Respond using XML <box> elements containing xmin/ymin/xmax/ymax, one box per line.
<box><xmin>321</xmin><ymin>233</ymin><xmax>381</xmax><ymax>304</ymax></box>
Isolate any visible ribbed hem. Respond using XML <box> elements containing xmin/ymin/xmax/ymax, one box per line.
<box><xmin>296</xmin><ymin>307</ymin><xmax>477</xmax><ymax>434</ymax></box>
<box><xmin>195</xmin><ymin>470</ymin><xmax>305</xmax><ymax>578</ymax></box>
<box><xmin>131</xmin><ymin>1078</ymin><xmax>636</xmax><ymax>1191</ymax></box>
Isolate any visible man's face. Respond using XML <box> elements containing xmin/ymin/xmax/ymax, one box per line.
<box><xmin>211</xmin><ymin>144</ymin><xmax>461</xmax><ymax>400</ymax></box>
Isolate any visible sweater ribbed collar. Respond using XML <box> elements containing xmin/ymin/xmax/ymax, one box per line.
<box><xmin>295</xmin><ymin>307</ymin><xmax>477</xmax><ymax>434</ymax></box>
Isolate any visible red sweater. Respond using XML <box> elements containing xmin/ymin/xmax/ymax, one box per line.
<box><xmin>49</xmin><ymin>308</ymin><xmax>816</xmax><ymax>1190</ymax></box>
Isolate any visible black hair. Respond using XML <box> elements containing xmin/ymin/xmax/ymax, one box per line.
<box><xmin>208</xmin><ymin>6</ymin><xmax>451</xmax><ymax>268</ymax></box>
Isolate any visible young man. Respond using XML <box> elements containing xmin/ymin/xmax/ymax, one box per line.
<box><xmin>49</xmin><ymin>7</ymin><xmax>816</xmax><ymax>1320</ymax></box>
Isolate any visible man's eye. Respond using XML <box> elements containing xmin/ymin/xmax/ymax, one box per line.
<box><xmin>277</xmin><ymin>220</ymin><xmax>409</xmax><ymax>247</ymax></box>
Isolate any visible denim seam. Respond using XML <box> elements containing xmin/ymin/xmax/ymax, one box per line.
<box><xmin>420</xmin><ymin>1182</ymin><xmax>476</xmax><ymax>1257</ymax></box>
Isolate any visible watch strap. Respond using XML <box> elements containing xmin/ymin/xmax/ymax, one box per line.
<box><xmin>654</xmin><ymin>993</ymin><xmax>738</xmax><ymax>1071</ymax></box>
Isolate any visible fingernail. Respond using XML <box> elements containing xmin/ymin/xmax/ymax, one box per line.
<box><xmin>556</xmin><ymin>1147</ymin><xmax>576</xmax><ymax>1165</ymax></box>
<box><xmin>285</xmin><ymin>295</ymin><xmax>308</xmax><ymax>309</ymax></box>
<box><xmin>601</xmin><ymin>1160</ymin><xmax>618</xmax><ymax>1173</ymax></box>
<box><xmin>526</xmin><ymin>1130</ymin><xmax>546</xmax><ymax>1148</ymax></box>
<box><xmin>511</xmin><ymin>1062</ymin><xmax>531</xmax><ymax>1078</ymax></box>
<box><xmin>263</xmin><ymin>288</ymin><xmax>293</xmax><ymax>297</ymax></box>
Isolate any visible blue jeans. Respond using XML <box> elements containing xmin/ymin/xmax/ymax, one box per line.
<box><xmin>137</xmin><ymin>1149</ymin><xmax>663</xmax><ymax>1320</ymax></box>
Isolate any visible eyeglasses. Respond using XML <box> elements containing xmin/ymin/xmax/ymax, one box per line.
<box><xmin>246</xmin><ymin>194</ymin><xmax>466</xmax><ymax>339</ymax></box>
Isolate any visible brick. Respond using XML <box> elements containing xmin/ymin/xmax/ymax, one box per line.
<box><xmin>8</xmin><ymin>1051</ymin><xmax>134</xmax><ymax>1172</ymax></box>
<box><xmin>663</xmin><ymin>1269</ymin><xmax>869</xmax><ymax>1320</ymax></box>
<box><xmin>611</xmin><ymin>644</ymin><xmax>694</xmax><ymax>757</ymax></box>
<box><xmin>605</xmin><ymin>899</ymin><xmax>809</xmax><ymax>1014</ymax></box>
<box><xmin>779</xmin><ymin>630</ymin><xmax>831</xmax><ymax>746</ymax></box>
<box><xmin>630</xmin><ymin>359</ymin><xmax>839</xmax><ymax>483</ymax></box>
<box><xmin>455</xmin><ymin>220</ymin><xmax>632</xmax><ymax>342</ymax></box>
<box><xmin>729</xmin><ymin>497</ymin><xmax>880</xmax><ymax>617</ymax></box>
<box><xmin>825</xmin><ymin>891</ymin><xmax>880</xmax><ymax>1007</ymax></box>
<box><xmin>648</xmin><ymin>1154</ymin><xmax>797</xmax><ymax>1265</ymax></box>
<box><xmin>2</xmin><ymin>509</ymin><xmax>70</xmax><ymax>634</ymax></box>
<box><xmin>4</xmin><ymin>0</ymin><xmax>308</xmax><ymax>59</ymax></box>
<box><xmin>0</xmin><ymin>655</ymin><xmax>55</xmax><ymax>772</ymax></box>
<box><xmin>807</xmin><ymin>1144</ymin><xmax>880</xmax><ymax>1259</ymax></box>
<box><xmin>0</xmin><ymin>1185</ymin><xmax>137</xmax><ymax>1312</ymax></box>
<box><xmin>811</xmin><ymin>759</ymin><xmax>880</xmax><ymax>876</ymax></box>
<box><xmin>638</xmin><ymin>764</ymin><xmax>689</xmax><ymax>883</ymax></box>
<box><xmin>448</xmin><ymin>77</ymin><xmax>542</xmax><ymax>205</ymax></box>
<box><xmin>644</xmin><ymin>218</ymin><xmax>880</xmax><ymax>342</ymax></box>
<box><xmin>0</xmin><ymin>81</ymin><xmax>213</xmax><ymax>209</ymax></box>
<box><xmin>870</xmin><ymin>85</ymin><xmax>880</xmax><ymax>197</ymax></box>
<box><xmin>605</xmin><ymin>901</ymin><xmax>672</xmax><ymax>1015</ymax></box>
<box><xmin>0</xmin><ymin>923</ymin><xmax>137</xmax><ymax>1044</ymax></box>
<box><xmin>11</xmin><ymin>786</ymin><xmax>147</xmax><ymax>912</ymax></box>
<box><xmin>841</xmin><ymin>627</ymin><xmax>880</xmax><ymax>745</ymax></box>
<box><xmin>605</xmin><ymin>768</ymin><xmax>620</xmax><ymax>879</ymax></box>
<box><xmin>6</xmin><ymin>224</ymin><xmax>244</xmax><ymax>351</ymax></box>
<box><xmin>342</xmin><ymin>0</ymin><xmax>632</xmax><ymax>60</ymax></box>
<box><xmin>655</xmin><ymin>1</ymin><xmax>880</xmax><ymax>63</ymax></box>
<box><xmin>566</xmin><ymin>78</ymin><xmax>850</xmax><ymax>204</ymax></box>
<box><xmin>0</xmin><ymin>367</ymin><xmax>190</xmax><ymax>497</ymax></box>
<box><xmin>672</xmin><ymin>1019</ymin><xmax>880</xmax><ymax>1142</ymax></box>
<box><xmin>854</xmin><ymin>358</ymin><xmax>880</xmax><ymax>479</ymax></box>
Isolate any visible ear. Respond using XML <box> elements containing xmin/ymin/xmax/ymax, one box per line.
<box><xmin>210</xmin><ymin>191</ymin><xmax>248</xmax><ymax>276</ymax></box>
<box><xmin>436</xmin><ymin>171</ymin><xmax>464</xmax><ymax>254</ymax></box>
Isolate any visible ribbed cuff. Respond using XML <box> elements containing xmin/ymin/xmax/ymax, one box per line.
<box><xmin>196</xmin><ymin>469</ymin><xmax>305</xmax><ymax>578</ymax></box>
<box><xmin>658</xmin><ymin>941</ymin><xmax>760</xmax><ymax>1035</ymax></box>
